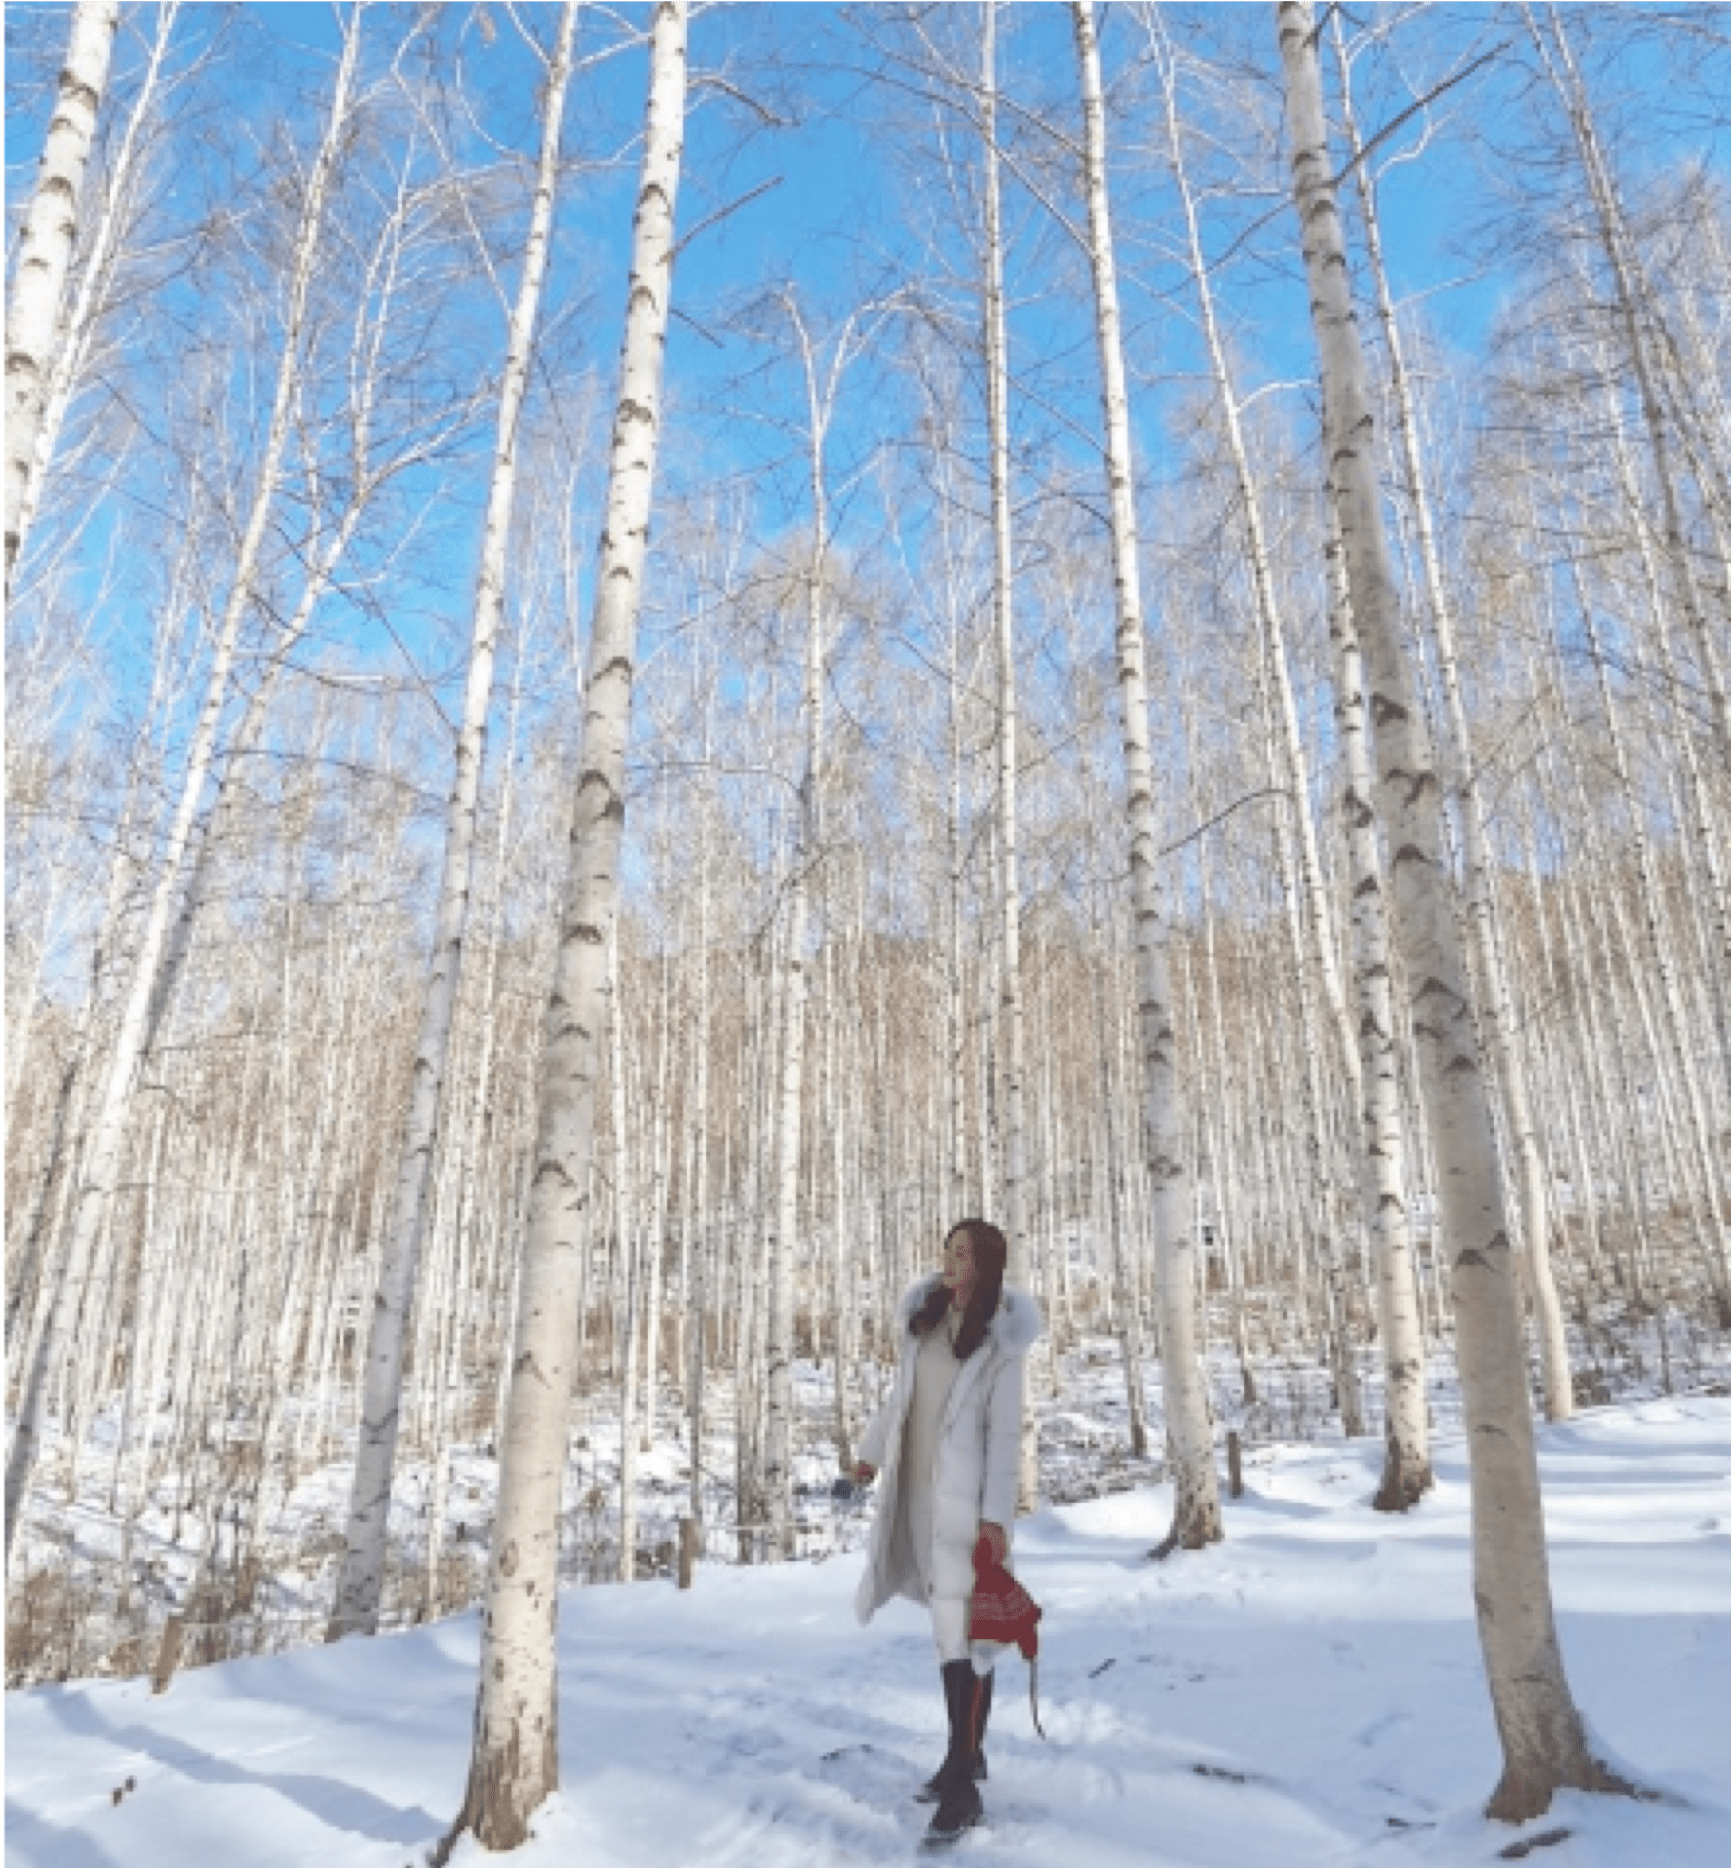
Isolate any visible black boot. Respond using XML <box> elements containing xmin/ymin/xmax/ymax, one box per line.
<box><xmin>921</xmin><ymin>1662</ymin><xmax>985</xmax><ymax>1846</ymax></box>
<box><xmin>915</xmin><ymin>1666</ymin><xmax>991</xmax><ymax>1802</ymax></box>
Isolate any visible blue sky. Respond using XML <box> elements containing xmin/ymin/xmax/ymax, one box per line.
<box><xmin>7</xmin><ymin>2</ymin><xmax>1727</xmax><ymax>830</ymax></box>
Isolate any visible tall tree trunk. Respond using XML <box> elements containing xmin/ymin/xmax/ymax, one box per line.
<box><xmin>640</xmin><ymin>937</ymin><xmax>676</xmax><ymax>1454</ymax></box>
<box><xmin>1332</xmin><ymin>14</ymin><xmax>1572</xmax><ymax>1421</ymax></box>
<box><xmin>439</xmin><ymin>5</ymin><xmax>686</xmax><ymax>1850</ymax></box>
<box><xmin>763</xmin><ymin>291</ymin><xmax>851</xmax><ymax>1558</ymax></box>
<box><xmin>685</xmin><ymin>758</ymin><xmax>715</xmax><ymax>1548</ymax></box>
<box><xmin>978</xmin><ymin>6</ymin><xmax>1035</xmax><ymax>1515</ymax></box>
<box><xmin>1325</xmin><ymin>515</ymin><xmax>1432</xmax><ymax>1507</ymax></box>
<box><xmin>1276</xmin><ymin>0</ymin><xmax>1625</xmax><ymax>1818</ymax></box>
<box><xmin>330</xmin><ymin>0</ymin><xmax>580</xmax><ymax>1641</ymax></box>
<box><xmin>3</xmin><ymin>0</ymin><xmax>121</xmax><ymax>591</ymax></box>
<box><xmin>1072</xmin><ymin>0</ymin><xmax>1220</xmax><ymax>1555</ymax></box>
<box><xmin>611</xmin><ymin>933</ymin><xmax>642</xmax><ymax>1583</ymax></box>
<box><xmin>1092</xmin><ymin>932</ymin><xmax>1149</xmax><ymax>1456</ymax></box>
<box><xmin>11</xmin><ymin>1</ymin><xmax>186</xmax><ymax>579</ymax></box>
<box><xmin>1157</xmin><ymin>25</ymin><xmax>1383</xmax><ymax>1442</ymax></box>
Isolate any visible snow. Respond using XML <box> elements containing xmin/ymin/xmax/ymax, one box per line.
<box><xmin>8</xmin><ymin>1395</ymin><xmax>1730</xmax><ymax>1868</ymax></box>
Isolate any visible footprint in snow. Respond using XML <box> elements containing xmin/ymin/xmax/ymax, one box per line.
<box><xmin>1354</xmin><ymin>1709</ymin><xmax>1410</xmax><ymax>1748</ymax></box>
<box><xmin>818</xmin><ymin>1742</ymin><xmax>922</xmax><ymax>1806</ymax></box>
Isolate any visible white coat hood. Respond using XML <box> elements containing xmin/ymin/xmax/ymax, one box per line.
<box><xmin>893</xmin><ymin>1274</ymin><xmax>1044</xmax><ymax>1359</ymax></box>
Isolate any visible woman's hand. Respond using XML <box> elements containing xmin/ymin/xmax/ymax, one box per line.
<box><xmin>979</xmin><ymin>1519</ymin><xmax>1008</xmax><ymax>1563</ymax></box>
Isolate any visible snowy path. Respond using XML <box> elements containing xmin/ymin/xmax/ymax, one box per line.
<box><xmin>8</xmin><ymin>1397</ymin><xmax>1729</xmax><ymax>1868</ymax></box>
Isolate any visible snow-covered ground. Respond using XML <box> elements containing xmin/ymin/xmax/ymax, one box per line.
<box><xmin>9</xmin><ymin>1394</ymin><xmax>1729</xmax><ymax>1868</ymax></box>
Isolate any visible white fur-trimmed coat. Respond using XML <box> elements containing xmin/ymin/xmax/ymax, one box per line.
<box><xmin>854</xmin><ymin>1276</ymin><xmax>1043</xmax><ymax>1641</ymax></box>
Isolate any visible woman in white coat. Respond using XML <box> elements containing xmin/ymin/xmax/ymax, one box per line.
<box><xmin>851</xmin><ymin>1218</ymin><xmax>1043</xmax><ymax>1846</ymax></box>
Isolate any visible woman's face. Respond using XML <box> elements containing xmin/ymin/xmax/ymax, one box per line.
<box><xmin>941</xmin><ymin>1228</ymin><xmax>976</xmax><ymax>1300</ymax></box>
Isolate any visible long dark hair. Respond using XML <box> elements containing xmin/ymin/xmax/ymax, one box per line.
<box><xmin>910</xmin><ymin>1218</ymin><xmax>1008</xmax><ymax>1361</ymax></box>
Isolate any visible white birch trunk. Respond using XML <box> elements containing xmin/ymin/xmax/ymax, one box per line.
<box><xmin>762</xmin><ymin>301</ymin><xmax>838</xmax><ymax>1558</ymax></box>
<box><xmin>1156</xmin><ymin>27</ymin><xmax>1356</xmax><ymax>1087</ymax></box>
<box><xmin>1093</xmin><ymin>953</ymin><xmax>1149</xmax><ymax>1456</ymax></box>
<box><xmin>10</xmin><ymin>2</ymin><xmax>182</xmax><ymax>575</ymax></box>
<box><xmin>1072</xmin><ymin>0</ymin><xmax>1220</xmax><ymax>1554</ymax></box>
<box><xmin>947</xmin><ymin>639</ymin><xmax>970</xmax><ymax>1217</ymax></box>
<box><xmin>979</xmin><ymin>0</ymin><xmax>1037</xmax><ymax>1508</ymax></box>
<box><xmin>1331</xmin><ymin>17</ymin><xmax>1572</xmax><ymax>1421</ymax></box>
<box><xmin>640</xmin><ymin>943</ymin><xmax>675</xmax><ymax>1454</ymax></box>
<box><xmin>330</xmin><ymin>0</ymin><xmax>580</xmax><ymax>1640</ymax></box>
<box><xmin>1157</xmin><ymin>31</ymin><xmax>1382</xmax><ymax>1440</ymax></box>
<box><xmin>686</xmin><ymin>811</ymin><xmax>713</xmax><ymax>1538</ymax></box>
<box><xmin>760</xmin><ymin>785</ymin><xmax>806</xmax><ymax>1556</ymax></box>
<box><xmin>611</xmin><ymin>933</ymin><xmax>641</xmax><ymax>1582</ymax></box>
<box><xmin>3</xmin><ymin>0</ymin><xmax>120</xmax><ymax>591</ymax></box>
<box><xmin>1325</xmin><ymin>516</ymin><xmax>1431</xmax><ymax>1506</ymax></box>
<box><xmin>440</xmin><ymin>6</ymin><xmax>686</xmax><ymax>1848</ymax></box>
<box><xmin>1277</xmin><ymin>0</ymin><xmax>1621</xmax><ymax>1818</ymax></box>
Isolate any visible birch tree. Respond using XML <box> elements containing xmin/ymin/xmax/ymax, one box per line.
<box><xmin>439</xmin><ymin>3</ymin><xmax>688</xmax><ymax>1849</ymax></box>
<box><xmin>1151</xmin><ymin>17</ymin><xmax>1375</xmax><ymax>1442</ymax></box>
<box><xmin>1324</xmin><ymin>514</ymin><xmax>1431</xmax><ymax>1506</ymax></box>
<box><xmin>1072</xmin><ymin>0</ymin><xmax>1220</xmax><ymax>1554</ymax></box>
<box><xmin>976</xmin><ymin>0</ymin><xmax>1039</xmax><ymax>1507</ymax></box>
<box><xmin>1276</xmin><ymin>0</ymin><xmax>1629</xmax><ymax>1816</ymax></box>
<box><xmin>1332</xmin><ymin>13</ymin><xmax>1573</xmax><ymax>1421</ymax></box>
<box><xmin>9</xmin><ymin>1</ymin><xmax>190</xmax><ymax>581</ymax></box>
<box><xmin>760</xmin><ymin>289</ymin><xmax>888</xmax><ymax>1555</ymax></box>
<box><xmin>329</xmin><ymin>0</ymin><xmax>580</xmax><ymax>1644</ymax></box>
<box><xmin>4</xmin><ymin>0</ymin><xmax>121</xmax><ymax>592</ymax></box>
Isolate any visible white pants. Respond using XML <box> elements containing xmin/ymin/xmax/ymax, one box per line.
<box><xmin>929</xmin><ymin>1596</ymin><xmax>969</xmax><ymax>1663</ymax></box>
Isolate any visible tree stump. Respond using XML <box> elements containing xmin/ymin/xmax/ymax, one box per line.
<box><xmin>677</xmin><ymin>1516</ymin><xmax>698</xmax><ymax>1590</ymax></box>
<box><xmin>151</xmin><ymin>1614</ymin><xmax>185</xmax><ymax>1695</ymax></box>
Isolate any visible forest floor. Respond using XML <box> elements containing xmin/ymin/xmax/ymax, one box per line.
<box><xmin>8</xmin><ymin>1391</ymin><xmax>1729</xmax><ymax>1868</ymax></box>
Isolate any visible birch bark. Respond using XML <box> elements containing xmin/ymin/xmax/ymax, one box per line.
<box><xmin>1276</xmin><ymin>0</ymin><xmax>1624</xmax><ymax>1817</ymax></box>
<box><xmin>1325</xmin><ymin>516</ymin><xmax>1431</xmax><ymax>1506</ymax></box>
<box><xmin>1072</xmin><ymin>0</ymin><xmax>1220</xmax><ymax>1553</ymax></box>
<box><xmin>1156</xmin><ymin>28</ymin><xmax>1393</xmax><ymax>1440</ymax></box>
<box><xmin>1092</xmin><ymin>935</ymin><xmax>1149</xmax><ymax>1456</ymax></box>
<box><xmin>640</xmin><ymin>938</ymin><xmax>675</xmax><ymax>1454</ymax></box>
<box><xmin>976</xmin><ymin>5</ymin><xmax>1037</xmax><ymax>1504</ymax></box>
<box><xmin>685</xmin><ymin>759</ymin><xmax>715</xmax><ymax>1544</ymax></box>
<box><xmin>762</xmin><ymin>294</ymin><xmax>840</xmax><ymax>1559</ymax></box>
<box><xmin>1332</xmin><ymin>15</ymin><xmax>1572</xmax><ymax>1421</ymax></box>
<box><xmin>330</xmin><ymin>0</ymin><xmax>580</xmax><ymax>1641</ymax></box>
<box><xmin>3</xmin><ymin>0</ymin><xmax>121</xmax><ymax>591</ymax></box>
<box><xmin>440</xmin><ymin>5</ymin><xmax>686</xmax><ymax>1848</ymax></box>
<box><xmin>611</xmin><ymin>933</ymin><xmax>642</xmax><ymax>1582</ymax></box>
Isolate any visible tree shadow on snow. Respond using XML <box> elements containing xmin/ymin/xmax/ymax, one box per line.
<box><xmin>42</xmin><ymin>1694</ymin><xmax>442</xmax><ymax>1848</ymax></box>
<box><xmin>3</xmin><ymin>1803</ymin><xmax>127</xmax><ymax>1868</ymax></box>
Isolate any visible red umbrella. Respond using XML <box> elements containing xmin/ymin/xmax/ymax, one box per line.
<box><xmin>968</xmin><ymin>1534</ymin><xmax>1045</xmax><ymax>1738</ymax></box>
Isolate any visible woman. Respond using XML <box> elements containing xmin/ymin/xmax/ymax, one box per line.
<box><xmin>851</xmin><ymin>1218</ymin><xmax>1043</xmax><ymax>1846</ymax></box>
